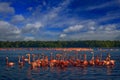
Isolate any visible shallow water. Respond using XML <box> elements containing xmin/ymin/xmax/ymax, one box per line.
<box><xmin>0</xmin><ymin>48</ymin><xmax>120</xmax><ymax>80</ymax></box>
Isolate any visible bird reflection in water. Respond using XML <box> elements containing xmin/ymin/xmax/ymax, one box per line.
<box><xmin>82</xmin><ymin>67</ymin><xmax>88</xmax><ymax>75</ymax></box>
<box><xmin>26</xmin><ymin>67</ymin><xmax>33</xmax><ymax>80</ymax></box>
<box><xmin>50</xmin><ymin>66</ymin><xmax>67</xmax><ymax>73</ymax></box>
<box><xmin>106</xmin><ymin>65</ymin><xmax>114</xmax><ymax>75</ymax></box>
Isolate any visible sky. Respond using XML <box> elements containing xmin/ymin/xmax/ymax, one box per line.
<box><xmin>0</xmin><ymin>0</ymin><xmax>120</xmax><ymax>41</ymax></box>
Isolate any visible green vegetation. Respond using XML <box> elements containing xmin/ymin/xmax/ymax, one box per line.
<box><xmin>0</xmin><ymin>41</ymin><xmax>120</xmax><ymax>48</ymax></box>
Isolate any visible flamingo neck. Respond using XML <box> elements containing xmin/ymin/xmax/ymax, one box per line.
<box><xmin>6</xmin><ymin>58</ymin><xmax>8</xmax><ymax>64</ymax></box>
<box><xmin>18</xmin><ymin>57</ymin><xmax>20</xmax><ymax>63</ymax></box>
<box><xmin>28</xmin><ymin>55</ymin><xmax>31</xmax><ymax>64</ymax></box>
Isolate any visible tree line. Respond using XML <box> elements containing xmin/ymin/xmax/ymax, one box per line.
<box><xmin>0</xmin><ymin>40</ymin><xmax>120</xmax><ymax>48</ymax></box>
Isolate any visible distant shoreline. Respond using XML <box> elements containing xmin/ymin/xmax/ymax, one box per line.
<box><xmin>0</xmin><ymin>41</ymin><xmax>120</xmax><ymax>48</ymax></box>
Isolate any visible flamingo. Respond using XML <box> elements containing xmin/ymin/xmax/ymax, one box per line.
<box><xmin>55</xmin><ymin>54</ymin><xmax>61</xmax><ymax>66</ymax></box>
<box><xmin>49</xmin><ymin>53</ymin><xmax>58</xmax><ymax>67</ymax></box>
<box><xmin>60</xmin><ymin>53</ymin><xmax>69</xmax><ymax>68</ymax></box>
<box><xmin>18</xmin><ymin>56</ymin><xmax>24</xmax><ymax>67</ymax></box>
<box><xmin>82</xmin><ymin>54</ymin><xmax>88</xmax><ymax>66</ymax></box>
<box><xmin>6</xmin><ymin>56</ymin><xmax>15</xmax><ymax>66</ymax></box>
<box><xmin>35</xmin><ymin>54</ymin><xmax>42</xmax><ymax>67</ymax></box>
<box><xmin>104</xmin><ymin>53</ymin><xmax>115</xmax><ymax>66</ymax></box>
<box><xmin>89</xmin><ymin>52</ymin><xmax>95</xmax><ymax>66</ymax></box>
<box><xmin>73</xmin><ymin>52</ymin><xmax>81</xmax><ymax>67</ymax></box>
<box><xmin>40</xmin><ymin>54</ymin><xmax>49</xmax><ymax>67</ymax></box>
<box><xmin>68</xmin><ymin>56</ymin><xmax>75</xmax><ymax>66</ymax></box>
<box><xmin>44</xmin><ymin>56</ymin><xmax>49</xmax><ymax>66</ymax></box>
<box><xmin>95</xmin><ymin>55</ymin><xmax>100</xmax><ymax>65</ymax></box>
<box><xmin>26</xmin><ymin>54</ymin><xmax>31</xmax><ymax>64</ymax></box>
<box><xmin>26</xmin><ymin>54</ymin><xmax>37</xmax><ymax>69</ymax></box>
<box><xmin>97</xmin><ymin>53</ymin><xmax>104</xmax><ymax>66</ymax></box>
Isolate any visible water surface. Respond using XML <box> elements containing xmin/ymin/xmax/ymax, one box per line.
<box><xmin>0</xmin><ymin>48</ymin><xmax>120</xmax><ymax>80</ymax></box>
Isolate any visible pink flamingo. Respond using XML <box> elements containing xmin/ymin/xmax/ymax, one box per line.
<box><xmin>6</xmin><ymin>56</ymin><xmax>15</xmax><ymax>67</ymax></box>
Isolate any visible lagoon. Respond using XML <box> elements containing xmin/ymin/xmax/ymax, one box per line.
<box><xmin>0</xmin><ymin>48</ymin><xmax>120</xmax><ymax>80</ymax></box>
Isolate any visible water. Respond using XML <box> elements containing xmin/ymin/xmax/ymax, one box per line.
<box><xmin>0</xmin><ymin>48</ymin><xmax>120</xmax><ymax>80</ymax></box>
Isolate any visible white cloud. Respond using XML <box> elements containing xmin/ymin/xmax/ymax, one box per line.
<box><xmin>105</xmin><ymin>25</ymin><xmax>116</xmax><ymax>31</ymax></box>
<box><xmin>61</xmin><ymin>30</ymin><xmax>120</xmax><ymax>40</ymax></box>
<box><xmin>0</xmin><ymin>2</ymin><xmax>14</xmax><ymax>14</ymax></box>
<box><xmin>62</xmin><ymin>20</ymin><xmax>96</xmax><ymax>33</ymax></box>
<box><xmin>0</xmin><ymin>21</ymin><xmax>42</xmax><ymax>41</ymax></box>
<box><xmin>89</xmin><ymin>26</ymin><xmax>95</xmax><ymax>30</ymax></box>
<box><xmin>59</xmin><ymin>20</ymin><xmax>97</xmax><ymax>39</ymax></box>
<box><xmin>24</xmin><ymin>36</ymin><xmax>35</xmax><ymax>41</ymax></box>
<box><xmin>0</xmin><ymin>21</ymin><xmax>21</xmax><ymax>34</ymax></box>
<box><xmin>87</xmin><ymin>30</ymin><xmax>120</xmax><ymax>40</ymax></box>
<box><xmin>98</xmin><ymin>24</ymin><xmax>116</xmax><ymax>31</ymax></box>
<box><xmin>11</xmin><ymin>14</ymin><xmax>25</xmax><ymax>23</ymax></box>
<box><xmin>22</xmin><ymin>22</ymin><xmax>43</xmax><ymax>33</ymax></box>
<box><xmin>0</xmin><ymin>21</ymin><xmax>22</xmax><ymax>41</ymax></box>
<box><xmin>60</xmin><ymin>34</ymin><xmax>66</xmax><ymax>38</ymax></box>
<box><xmin>64</xmin><ymin>24</ymin><xmax>84</xmax><ymax>33</ymax></box>
<box><xmin>60</xmin><ymin>19</ymin><xmax>120</xmax><ymax>40</ymax></box>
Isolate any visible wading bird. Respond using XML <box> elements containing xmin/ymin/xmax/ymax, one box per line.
<box><xmin>6</xmin><ymin>56</ymin><xmax>15</xmax><ymax>67</ymax></box>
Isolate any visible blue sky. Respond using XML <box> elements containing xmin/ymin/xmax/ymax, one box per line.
<box><xmin>0</xmin><ymin>0</ymin><xmax>120</xmax><ymax>41</ymax></box>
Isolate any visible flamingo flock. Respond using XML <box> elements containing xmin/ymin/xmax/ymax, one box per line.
<box><xmin>5</xmin><ymin>52</ymin><xmax>115</xmax><ymax>69</ymax></box>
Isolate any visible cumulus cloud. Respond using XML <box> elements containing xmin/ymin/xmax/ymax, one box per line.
<box><xmin>0</xmin><ymin>21</ymin><xmax>22</xmax><ymax>41</ymax></box>
<box><xmin>98</xmin><ymin>24</ymin><xmax>116</xmax><ymax>31</ymax></box>
<box><xmin>69</xmin><ymin>31</ymin><xmax>119</xmax><ymax>40</ymax></box>
<box><xmin>0</xmin><ymin>20</ymin><xmax>40</xmax><ymax>41</ymax></box>
<box><xmin>11</xmin><ymin>14</ymin><xmax>25</xmax><ymax>23</ymax></box>
<box><xmin>22</xmin><ymin>22</ymin><xmax>43</xmax><ymax>33</ymax></box>
<box><xmin>60</xmin><ymin>34</ymin><xmax>66</xmax><ymax>38</ymax></box>
<box><xmin>60</xmin><ymin>29</ymin><xmax>120</xmax><ymax>40</ymax></box>
<box><xmin>89</xmin><ymin>26</ymin><xmax>95</xmax><ymax>30</ymax></box>
<box><xmin>62</xmin><ymin>20</ymin><xmax>96</xmax><ymax>33</ymax></box>
<box><xmin>64</xmin><ymin>24</ymin><xmax>84</xmax><ymax>33</ymax></box>
<box><xmin>0</xmin><ymin>2</ymin><xmax>14</xmax><ymax>14</ymax></box>
<box><xmin>60</xmin><ymin>19</ymin><xmax>120</xmax><ymax>40</ymax></box>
